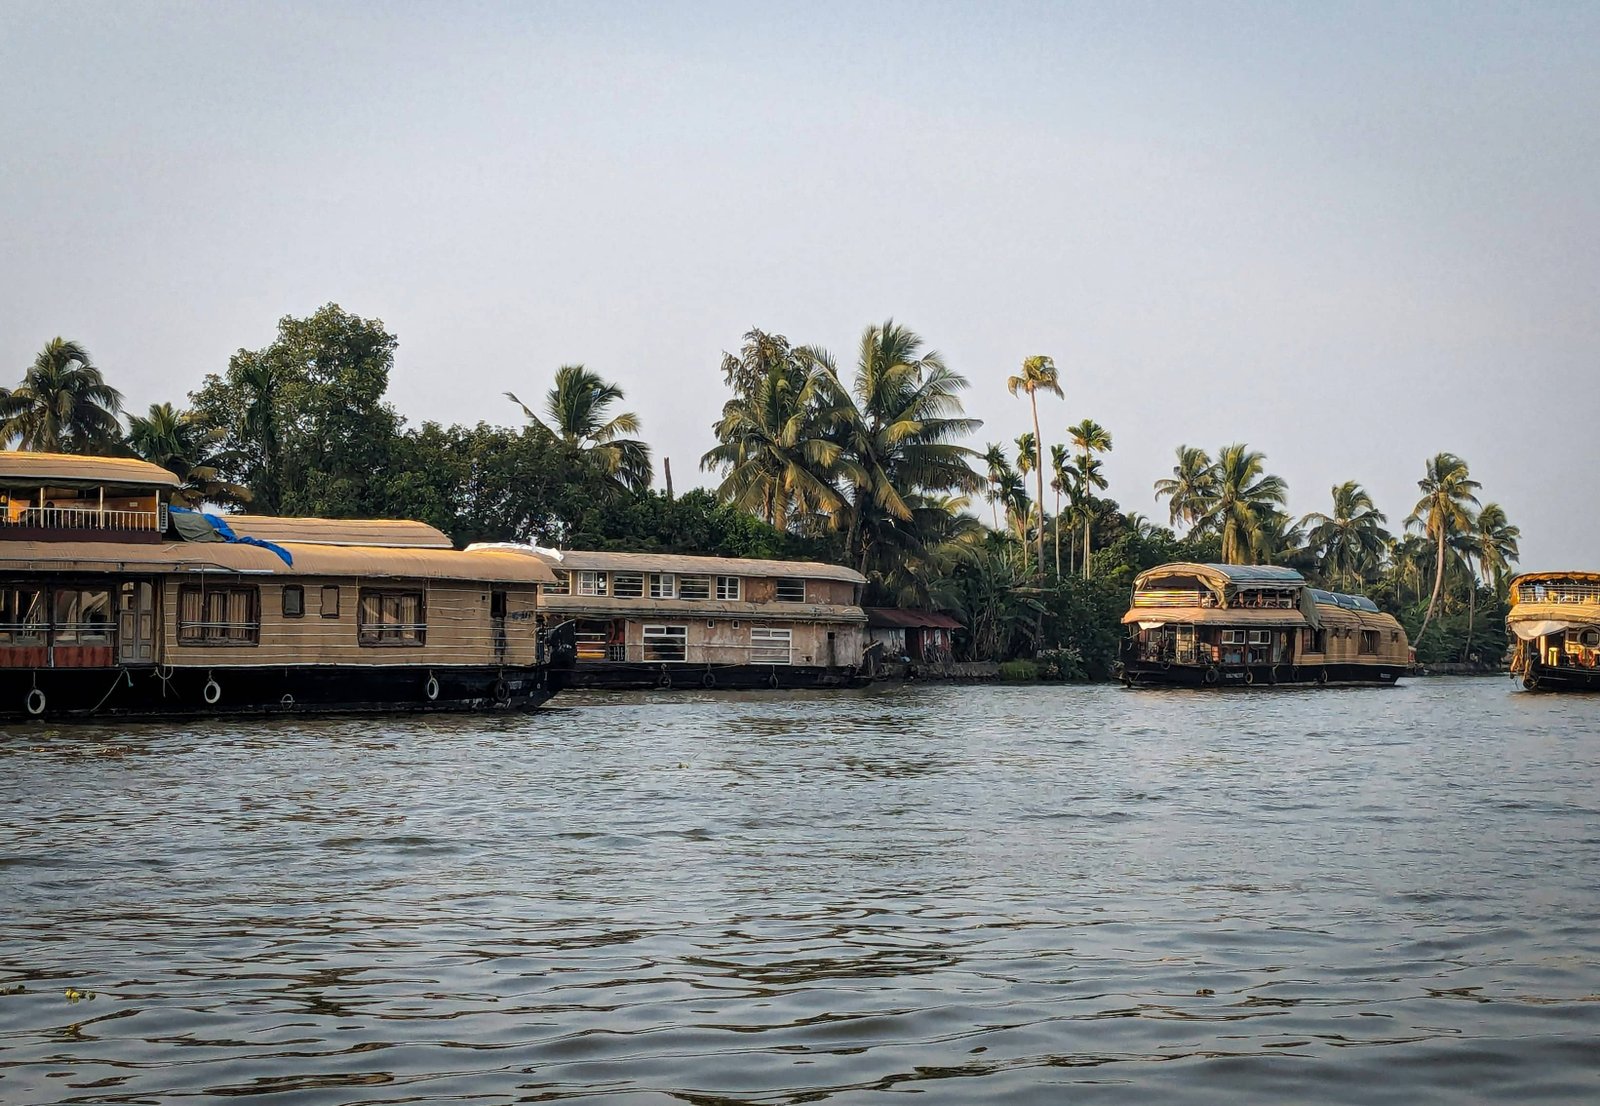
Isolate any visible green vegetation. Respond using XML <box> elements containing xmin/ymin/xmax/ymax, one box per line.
<box><xmin>3</xmin><ymin>310</ymin><xmax>1526</xmax><ymax>676</ymax></box>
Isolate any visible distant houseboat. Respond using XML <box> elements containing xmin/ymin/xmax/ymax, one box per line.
<box><xmin>0</xmin><ymin>452</ymin><xmax>574</xmax><ymax>719</ymax></box>
<box><xmin>470</xmin><ymin>546</ymin><xmax>868</xmax><ymax>690</ymax></box>
<box><xmin>1507</xmin><ymin>571</ymin><xmax>1600</xmax><ymax>691</ymax></box>
<box><xmin>1117</xmin><ymin>562</ymin><xmax>1409</xmax><ymax>688</ymax></box>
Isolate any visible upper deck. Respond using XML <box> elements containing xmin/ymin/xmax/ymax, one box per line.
<box><xmin>0</xmin><ymin>452</ymin><xmax>180</xmax><ymax>541</ymax></box>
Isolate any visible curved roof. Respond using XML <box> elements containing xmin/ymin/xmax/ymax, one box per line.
<box><xmin>472</xmin><ymin>545</ymin><xmax>867</xmax><ymax>585</ymax></box>
<box><xmin>222</xmin><ymin>515</ymin><xmax>453</xmax><ymax>549</ymax></box>
<box><xmin>0</xmin><ymin>451</ymin><xmax>180</xmax><ymax>489</ymax></box>
<box><xmin>1509</xmin><ymin>571</ymin><xmax>1600</xmax><ymax>588</ymax></box>
<box><xmin>1308</xmin><ymin>588</ymin><xmax>1381</xmax><ymax>613</ymax></box>
<box><xmin>0</xmin><ymin>541</ymin><xmax>555</xmax><ymax>584</ymax></box>
<box><xmin>1134</xmin><ymin>562</ymin><xmax>1306</xmax><ymax>592</ymax></box>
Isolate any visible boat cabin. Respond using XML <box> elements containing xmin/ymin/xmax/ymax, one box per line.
<box><xmin>1507</xmin><ymin>571</ymin><xmax>1600</xmax><ymax>691</ymax></box>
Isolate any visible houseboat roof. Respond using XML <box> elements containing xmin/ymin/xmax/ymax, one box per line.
<box><xmin>476</xmin><ymin>545</ymin><xmax>868</xmax><ymax>585</ymax></box>
<box><xmin>0</xmin><ymin>451</ymin><xmax>181</xmax><ymax>490</ymax></box>
<box><xmin>220</xmin><ymin>515</ymin><xmax>454</xmax><ymax>549</ymax></box>
<box><xmin>0</xmin><ymin>540</ymin><xmax>556</xmax><ymax>584</ymax></box>
<box><xmin>865</xmin><ymin>607</ymin><xmax>963</xmax><ymax>630</ymax></box>
<box><xmin>1133</xmin><ymin>562</ymin><xmax>1306</xmax><ymax>592</ymax></box>
<box><xmin>1307</xmin><ymin>588</ymin><xmax>1381</xmax><ymax>613</ymax></box>
<box><xmin>1508</xmin><ymin>570</ymin><xmax>1600</xmax><ymax>590</ymax></box>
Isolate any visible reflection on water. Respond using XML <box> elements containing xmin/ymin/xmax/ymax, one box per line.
<box><xmin>3</xmin><ymin>679</ymin><xmax>1599</xmax><ymax>1103</ymax></box>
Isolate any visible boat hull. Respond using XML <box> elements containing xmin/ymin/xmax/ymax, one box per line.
<box><xmin>1518</xmin><ymin>662</ymin><xmax>1600</xmax><ymax>693</ymax></box>
<box><xmin>560</xmin><ymin>662</ymin><xmax>865</xmax><ymax>692</ymax></box>
<box><xmin>0</xmin><ymin>663</ymin><xmax>559</xmax><ymax>720</ymax></box>
<box><xmin>1118</xmin><ymin>660</ymin><xmax>1405</xmax><ymax>689</ymax></box>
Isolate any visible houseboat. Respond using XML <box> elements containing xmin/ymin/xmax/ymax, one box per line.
<box><xmin>1117</xmin><ymin>562</ymin><xmax>1409</xmax><ymax>688</ymax></box>
<box><xmin>1506</xmin><ymin>571</ymin><xmax>1600</xmax><ymax>691</ymax></box>
<box><xmin>0</xmin><ymin>452</ymin><xmax>574</xmax><ymax>719</ymax></box>
<box><xmin>469</xmin><ymin>545</ymin><xmax>868</xmax><ymax>690</ymax></box>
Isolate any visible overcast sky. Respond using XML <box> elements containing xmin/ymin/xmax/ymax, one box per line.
<box><xmin>2</xmin><ymin>1</ymin><xmax>1595</xmax><ymax>568</ymax></box>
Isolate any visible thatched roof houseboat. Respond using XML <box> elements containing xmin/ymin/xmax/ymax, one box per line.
<box><xmin>1506</xmin><ymin>571</ymin><xmax>1600</xmax><ymax>691</ymax></box>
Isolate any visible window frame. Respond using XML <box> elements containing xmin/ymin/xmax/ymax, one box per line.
<box><xmin>649</xmin><ymin>572</ymin><xmax>677</xmax><ymax>600</ymax></box>
<box><xmin>715</xmin><ymin>575</ymin><xmax>741</xmax><ymax>601</ymax></box>
<box><xmin>1359</xmin><ymin>629</ymin><xmax>1379</xmax><ymax>655</ymax></box>
<box><xmin>750</xmin><ymin>625</ymin><xmax>792</xmax><ymax>664</ymax></box>
<box><xmin>774</xmin><ymin>578</ymin><xmax>806</xmax><ymax>603</ymax></box>
<box><xmin>320</xmin><ymin>585</ymin><xmax>341</xmax><ymax>618</ymax></box>
<box><xmin>641</xmin><ymin>623</ymin><xmax>688</xmax><ymax>662</ymax></box>
<box><xmin>282</xmin><ymin>584</ymin><xmax>305</xmax><ymax>618</ymax></box>
<box><xmin>612</xmin><ymin>572</ymin><xmax>645</xmax><ymax>599</ymax></box>
<box><xmin>543</xmin><ymin>570</ymin><xmax>571</xmax><ymax>596</ymax></box>
<box><xmin>678</xmin><ymin>576</ymin><xmax>711</xmax><ymax>600</ymax></box>
<box><xmin>576</xmin><ymin>570</ymin><xmax>608</xmax><ymax>597</ymax></box>
<box><xmin>357</xmin><ymin>588</ymin><xmax>428</xmax><ymax>647</ymax></box>
<box><xmin>177</xmin><ymin>584</ymin><xmax>261</xmax><ymax>646</ymax></box>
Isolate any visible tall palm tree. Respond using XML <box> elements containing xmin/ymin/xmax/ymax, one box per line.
<box><xmin>508</xmin><ymin>365</ymin><xmax>652</xmax><ymax>492</ymax></box>
<box><xmin>1152</xmin><ymin>445</ymin><xmax>1217</xmax><ymax>532</ymax></box>
<box><xmin>1</xmin><ymin>338</ymin><xmax>124</xmax><ymax>453</ymax></box>
<box><xmin>1067</xmin><ymin>419</ymin><xmax>1112</xmax><ymax>578</ymax></box>
<box><xmin>1072</xmin><ymin>453</ymin><xmax>1108</xmax><ymax>577</ymax></box>
<box><xmin>981</xmin><ymin>442</ymin><xmax>1011</xmax><ymax>531</ymax></box>
<box><xmin>1049</xmin><ymin>443</ymin><xmax>1071</xmax><ymax>577</ymax></box>
<box><xmin>997</xmin><ymin>469</ymin><xmax>1030</xmax><ymax>574</ymax></box>
<box><xmin>814</xmin><ymin>320</ymin><xmax>983</xmax><ymax>579</ymax></box>
<box><xmin>1406</xmin><ymin>452</ymin><xmax>1481</xmax><ymax>642</ymax></box>
<box><xmin>1006</xmin><ymin>355</ymin><xmax>1062</xmax><ymax>574</ymax></box>
<box><xmin>702</xmin><ymin>330</ymin><xmax>840</xmax><ymax>528</ymax></box>
<box><xmin>1299</xmin><ymin>481</ymin><xmax>1391</xmax><ymax>590</ymax></box>
<box><xmin>1203</xmin><ymin>444</ymin><xmax>1288</xmax><ymax>565</ymax></box>
<box><xmin>125</xmin><ymin>403</ymin><xmax>251</xmax><ymax>507</ymax></box>
<box><xmin>1474</xmin><ymin>502</ymin><xmax>1521</xmax><ymax>598</ymax></box>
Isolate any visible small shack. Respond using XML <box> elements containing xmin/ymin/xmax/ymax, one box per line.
<box><xmin>865</xmin><ymin>608</ymin><xmax>962</xmax><ymax>663</ymax></box>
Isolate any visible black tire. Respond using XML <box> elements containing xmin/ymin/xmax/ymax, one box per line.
<box><xmin>1317</xmin><ymin>667</ymin><xmax>1329</xmax><ymax>686</ymax></box>
<box><xmin>1244</xmin><ymin>670</ymin><xmax>1255</xmax><ymax>686</ymax></box>
<box><xmin>492</xmin><ymin>679</ymin><xmax>510</xmax><ymax>703</ymax></box>
<box><xmin>1204</xmin><ymin>666</ymin><xmax>1220</xmax><ymax>686</ymax></box>
<box><xmin>657</xmin><ymin>673</ymin><xmax>672</xmax><ymax>690</ymax></box>
<box><xmin>700</xmin><ymin>671</ymin><xmax>717</xmax><ymax>689</ymax></box>
<box><xmin>766</xmin><ymin>672</ymin><xmax>780</xmax><ymax>689</ymax></box>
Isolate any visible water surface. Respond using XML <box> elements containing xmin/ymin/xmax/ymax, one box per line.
<box><xmin>2</xmin><ymin>678</ymin><xmax>1598</xmax><ymax>1103</ymax></box>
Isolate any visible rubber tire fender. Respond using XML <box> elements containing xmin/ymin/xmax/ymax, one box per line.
<box><xmin>25</xmin><ymin>688</ymin><xmax>46</xmax><ymax>716</ymax></box>
<box><xmin>1204</xmin><ymin>666</ymin><xmax>1220</xmax><ymax>686</ymax></box>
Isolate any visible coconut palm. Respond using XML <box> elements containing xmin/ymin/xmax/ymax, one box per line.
<box><xmin>701</xmin><ymin>330</ymin><xmax>841</xmax><ymax>528</ymax></box>
<box><xmin>981</xmin><ymin>442</ymin><xmax>1011</xmax><ymax>531</ymax></box>
<box><xmin>1049</xmin><ymin>443</ymin><xmax>1072</xmax><ymax>577</ymax></box>
<box><xmin>1072</xmin><ymin>453</ymin><xmax>1108</xmax><ymax>576</ymax></box>
<box><xmin>508</xmin><ymin>364</ymin><xmax>652</xmax><ymax>492</ymax></box>
<box><xmin>1405</xmin><ymin>452</ymin><xmax>1481</xmax><ymax>642</ymax></box>
<box><xmin>1</xmin><ymin>338</ymin><xmax>124</xmax><ymax>453</ymax></box>
<box><xmin>125</xmin><ymin>403</ymin><xmax>251</xmax><ymax>507</ymax></box>
<box><xmin>1068</xmin><ymin>419</ymin><xmax>1112</xmax><ymax>578</ymax></box>
<box><xmin>998</xmin><ymin>469</ymin><xmax>1031</xmax><ymax>574</ymax></box>
<box><xmin>1152</xmin><ymin>445</ymin><xmax>1217</xmax><ymax>532</ymax></box>
<box><xmin>1474</xmin><ymin>502</ymin><xmax>1521</xmax><ymax>598</ymax></box>
<box><xmin>1300</xmin><ymin>481</ymin><xmax>1391</xmax><ymax>590</ymax></box>
<box><xmin>1202</xmin><ymin>444</ymin><xmax>1288</xmax><ymax>565</ymax></box>
<box><xmin>1006</xmin><ymin>355</ymin><xmax>1062</xmax><ymax>574</ymax></box>
<box><xmin>813</xmin><ymin>320</ymin><xmax>984</xmax><ymax>580</ymax></box>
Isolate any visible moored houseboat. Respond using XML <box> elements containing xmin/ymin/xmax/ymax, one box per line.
<box><xmin>1506</xmin><ymin>571</ymin><xmax>1600</xmax><ymax>691</ymax></box>
<box><xmin>1117</xmin><ymin>562</ymin><xmax>1409</xmax><ymax>688</ymax></box>
<box><xmin>469</xmin><ymin>546</ymin><xmax>868</xmax><ymax>690</ymax></box>
<box><xmin>0</xmin><ymin>452</ymin><xmax>574</xmax><ymax>719</ymax></box>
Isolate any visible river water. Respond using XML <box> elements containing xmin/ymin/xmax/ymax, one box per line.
<box><xmin>1</xmin><ymin>678</ymin><xmax>1597</xmax><ymax>1104</ymax></box>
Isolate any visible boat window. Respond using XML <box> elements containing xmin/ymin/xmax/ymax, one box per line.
<box><xmin>1220</xmin><ymin>630</ymin><xmax>1242</xmax><ymax>645</ymax></box>
<box><xmin>649</xmin><ymin>573</ymin><xmax>677</xmax><ymax>599</ymax></box>
<box><xmin>543</xmin><ymin>571</ymin><xmax>571</xmax><ymax>596</ymax></box>
<box><xmin>321</xmin><ymin>585</ymin><xmax>341</xmax><ymax>618</ymax></box>
<box><xmin>612</xmin><ymin>573</ymin><xmax>645</xmax><ymax>599</ymax></box>
<box><xmin>751</xmin><ymin>626</ymin><xmax>792</xmax><ymax>664</ymax></box>
<box><xmin>679</xmin><ymin>576</ymin><xmax>712</xmax><ymax>600</ymax></box>
<box><xmin>716</xmin><ymin>576</ymin><xmax>741</xmax><ymax>601</ymax></box>
<box><xmin>1303</xmin><ymin>628</ymin><xmax>1326</xmax><ymax>653</ymax></box>
<box><xmin>0</xmin><ymin>587</ymin><xmax>48</xmax><ymax>645</ymax></box>
<box><xmin>1359</xmin><ymin>630</ymin><xmax>1379</xmax><ymax>655</ymax></box>
<box><xmin>1247</xmin><ymin>630</ymin><xmax>1270</xmax><ymax>645</ymax></box>
<box><xmin>358</xmin><ymin>589</ymin><xmax>427</xmax><ymax>646</ymax></box>
<box><xmin>576</xmin><ymin>570</ymin><xmax>608</xmax><ymax>597</ymax></box>
<box><xmin>641</xmin><ymin>624</ymin><xmax>687</xmax><ymax>662</ymax></box>
<box><xmin>775</xmin><ymin>579</ymin><xmax>806</xmax><ymax>603</ymax></box>
<box><xmin>282</xmin><ymin>585</ymin><xmax>305</xmax><ymax>618</ymax></box>
<box><xmin>1582</xmin><ymin>629</ymin><xmax>1600</xmax><ymax>647</ymax></box>
<box><xmin>178</xmin><ymin>585</ymin><xmax>260</xmax><ymax>645</ymax></box>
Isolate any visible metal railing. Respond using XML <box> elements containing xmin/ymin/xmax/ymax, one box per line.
<box><xmin>1</xmin><ymin>506</ymin><xmax>162</xmax><ymax>531</ymax></box>
<box><xmin>1517</xmin><ymin>583</ymin><xmax>1600</xmax><ymax>605</ymax></box>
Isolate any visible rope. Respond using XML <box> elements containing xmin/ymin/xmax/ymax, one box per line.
<box><xmin>88</xmin><ymin>669</ymin><xmax>132</xmax><ymax>714</ymax></box>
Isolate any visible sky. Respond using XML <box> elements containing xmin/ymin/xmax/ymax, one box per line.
<box><xmin>2</xmin><ymin>1</ymin><xmax>1596</xmax><ymax>569</ymax></box>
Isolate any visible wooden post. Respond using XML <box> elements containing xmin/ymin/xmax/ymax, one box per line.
<box><xmin>663</xmin><ymin>457</ymin><xmax>674</xmax><ymax>500</ymax></box>
<box><xmin>99</xmin><ymin>486</ymin><xmax>105</xmax><ymax>530</ymax></box>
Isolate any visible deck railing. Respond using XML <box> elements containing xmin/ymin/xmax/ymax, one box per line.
<box><xmin>577</xmin><ymin>641</ymin><xmax>798</xmax><ymax>666</ymax></box>
<box><xmin>1516</xmin><ymin>583</ymin><xmax>1600</xmax><ymax>606</ymax></box>
<box><xmin>1</xmin><ymin>506</ymin><xmax>163</xmax><ymax>532</ymax></box>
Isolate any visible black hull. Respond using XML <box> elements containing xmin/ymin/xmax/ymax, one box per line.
<box><xmin>1119</xmin><ymin>660</ymin><xmax>1405</xmax><ymax>689</ymax></box>
<box><xmin>562</xmin><ymin>662</ymin><xmax>866</xmax><ymax>692</ymax></box>
<box><xmin>1520</xmin><ymin>663</ymin><xmax>1600</xmax><ymax>693</ymax></box>
<box><xmin>0</xmin><ymin>664</ymin><xmax>558</xmax><ymax>721</ymax></box>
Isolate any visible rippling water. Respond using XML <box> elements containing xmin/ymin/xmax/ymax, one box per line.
<box><xmin>3</xmin><ymin>678</ymin><xmax>1598</xmax><ymax>1104</ymax></box>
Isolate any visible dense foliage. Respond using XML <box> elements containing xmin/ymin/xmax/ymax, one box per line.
<box><xmin>5</xmin><ymin>314</ymin><xmax>1526</xmax><ymax>677</ymax></box>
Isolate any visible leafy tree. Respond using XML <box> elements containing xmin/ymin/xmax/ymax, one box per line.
<box><xmin>1152</xmin><ymin>445</ymin><xmax>1217</xmax><ymax>532</ymax></box>
<box><xmin>1</xmin><ymin>338</ymin><xmax>124</xmax><ymax>453</ymax></box>
<box><xmin>191</xmin><ymin>304</ymin><xmax>401</xmax><ymax>517</ymax></box>
<box><xmin>981</xmin><ymin>442</ymin><xmax>1012</xmax><ymax>531</ymax></box>
<box><xmin>1006</xmin><ymin>355</ymin><xmax>1062</xmax><ymax>574</ymax></box>
<box><xmin>509</xmin><ymin>364</ymin><xmax>652</xmax><ymax>493</ymax></box>
<box><xmin>1067</xmin><ymin>418</ymin><xmax>1113</xmax><ymax>578</ymax></box>
<box><xmin>1203</xmin><ymin>444</ymin><xmax>1288</xmax><ymax>564</ymax></box>
<box><xmin>1405</xmin><ymin>452</ymin><xmax>1481</xmax><ymax>643</ymax></box>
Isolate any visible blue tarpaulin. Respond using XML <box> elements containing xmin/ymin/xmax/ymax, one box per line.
<box><xmin>169</xmin><ymin>506</ymin><xmax>294</xmax><ymax>566</ymax></box>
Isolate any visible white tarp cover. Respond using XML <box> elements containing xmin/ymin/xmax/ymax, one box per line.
<box><xmin>1510</xmin><ymin>620</ymin><xmax>1573</xmax><ymax>641</ymax></box>
<box><xmin>1137</xmin><ymin>620</ymin><xmax>1166</xmax><ymax>630</ymax></box>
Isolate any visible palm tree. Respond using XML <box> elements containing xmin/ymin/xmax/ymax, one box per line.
<box><xmin>1</xmin><ymin>338</ymin><xmax>124</xmax><ymax>453</ymax></box>
<box><xmin>1067</xmin><ymin>419</ymin><xmax>1112</xmax><ymax>578</ymax></box>
<box><xmin>1049</xmin><ymin>443</ymin><xmax>1071</xmax><ymax>577</ymax></box>
<box><xmin>1406</xmin><ymin>452</ymin><xmax>1481</xmax><ymax>642</ymax></box>
<box><xmin>1474</xmin><ymin>503</ymin><xmax>1521</xmax><ymax>598</ymax></box>
<box><xmin>1072</xmin><ymin>453</ymin><xmax>1108</xmax><ymax>577</ymax></box>
<box><xmin>1300</xmin><ymin>481</ymin><xmax>1391</xmax><ymax>590</ymax></box>
<box><xmin>981</xmin><ymin>442</ymin><xmax>1011</xmax><ymax>531</ymax></box>
<box><xmin>814</xmin><ymin>320</ymin><xmax>984</xmax><ymax>580</ymax></box>
<box><xmin>508</xmin><ymin>365</ymin><xmax>652</xmax><ymax>492</ymax></box>
<box><xmin>1006</xmin><ymin>355</ymin><xmax>1062</xmax><ymax>574</ymax></box>
<box><xmin>1203</xmin><ymin>444</ymin><xmax>1288</xmax><ymax>565</ymax></box>
<box><xmin>1152</xmin><ymin>445</ymin><xmax>1217</xmax><ymax>532</ymax></box>
<box><xmin>998</xmin><ymin>469</ymin><xmax>1031</xmax><ymax>574</ymax></box>
<box><xmin>702</xmin><ymin>330</ymin><xmax>841</xmax><ymax>528</ymax></box>
<box><xmin>125</xmin><ymin>403</ymin><xmax>251</xmax><ymax>507</ymax></box>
